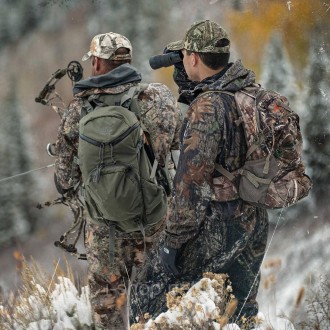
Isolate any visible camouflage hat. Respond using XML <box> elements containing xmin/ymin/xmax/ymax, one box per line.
<box><xmin>82</xmin><ymin>32</ymin><xmax>132</xmax><ymax>61</ymax></box>
<box><xmin>167</xmin><ymin>20</ymin><xmax>230</xmax><ymax>53</ymax></box>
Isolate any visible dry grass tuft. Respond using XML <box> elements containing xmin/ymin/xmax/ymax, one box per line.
<box><xmin>0</xmin><ymin>256</ymin><xmax>83</xmax><ymax>330</ymax></box>
<box><xmin>262</xmin><ymin>257</ymin><xmax>282</xmax><ymax>290</ymax></box>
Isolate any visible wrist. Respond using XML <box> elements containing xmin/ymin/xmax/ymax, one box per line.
<box><xmin>164</xmin><ymin>234</ymin><xmax>183</xmax><ymax>250</ymax></box>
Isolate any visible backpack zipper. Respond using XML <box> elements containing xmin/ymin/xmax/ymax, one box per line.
<box><xmin>79</xmin><ymin>121</ymin><xmax>140</xmax><ymax>147</ymax></box>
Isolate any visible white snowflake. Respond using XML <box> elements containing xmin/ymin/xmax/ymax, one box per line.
<box><xmin>286</xmin><ymin>1</ymin><xmax>292</xmax><ymax>10</ymax></box>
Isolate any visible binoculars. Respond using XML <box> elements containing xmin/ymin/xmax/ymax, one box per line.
<box><xmin>149</xmin><ymin>51</ymin><xmax>183</xmax><ymax>70</ymax></box>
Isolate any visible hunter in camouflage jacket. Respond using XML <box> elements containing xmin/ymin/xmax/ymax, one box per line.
<box><xmin>130</xmin><ymin>59</ymin><xmax>269</xmax><ymax>325</ymax></box>
<box><xmin>55</xmin><ymin>62</ymin><xmax>182</xmax><ymax>330</ymax></box>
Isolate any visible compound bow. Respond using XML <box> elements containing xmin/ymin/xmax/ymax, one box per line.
<box><xmin>35</xmin><ymin>60</ymin><xmax>87</xmax><ymax>260</ymax></box>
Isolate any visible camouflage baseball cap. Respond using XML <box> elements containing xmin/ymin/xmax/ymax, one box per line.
<box><xmin>82</xmin><ymin>32</ymin><xmax>132</xmax><ymax>61</ymax></box>
<box><xmin>167</xmin><ymin>20</ymin><xmax>230</xmax><ymax>53</ymax></box>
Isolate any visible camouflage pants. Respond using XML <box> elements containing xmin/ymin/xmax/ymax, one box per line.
<box><xmin>130</xmin><ymin>200</ymin><xmax>269</xmax><ymax>324</ymax></box>
<box><xmin>84</xmin><ymin>219</ymin><xmax>162</xmax><ymax>330</ymax></box>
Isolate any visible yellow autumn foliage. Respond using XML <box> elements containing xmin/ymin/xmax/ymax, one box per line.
<box><xmin>226</xmin><ymin>0</ymin><xmax>329</xmax><ymax>76</ymax></box>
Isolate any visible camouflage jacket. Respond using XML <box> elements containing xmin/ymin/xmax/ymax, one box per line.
<box><xmin>164</xmin><ymin>60</ymin><xmax>258</xmax><ymax>249</ymax></box>
<box><xmin>55</xmin><ymin>64</ymin><xmax>182</xmax><ymax>190</ymax></box>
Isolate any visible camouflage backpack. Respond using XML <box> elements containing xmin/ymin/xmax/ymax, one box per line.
<box><xmin>212</xmin><ymin>84</ymin><xmax>312</xmax><ymax>209</ymax></box>
<box><xmin>77</xmin><ymin>84</ymin><xmax>168</xmax><ymax>247</ymax></box>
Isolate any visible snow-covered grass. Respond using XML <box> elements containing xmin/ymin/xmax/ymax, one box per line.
<box><xmin>0</xmin><ymin>260</ymin><xmax>252</xmax><ymax>330</ymax></box>
<box><xmin>0</xmin><ymin>258</ymin><xmax>92</xmax><ymax>330</ymax></box>
<box><xmin>130</xmin><ymin>272</ymin><xmax>247</xmax><ymax>330</ymax></box>
<box><xmin>0</xmin><ymin>257</ymin><xmax>329</xmax><ymax>330</ymax></box>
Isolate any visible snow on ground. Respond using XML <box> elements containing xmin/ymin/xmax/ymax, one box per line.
<box><xmin>257</xmin><ymin>214</ymin><xmax>330</xmax><ymax>328</ymax></box>
<box><xmin>1</xmin><ymin>272</ymin><xmax>297</xmax><ymax>330</ymax></box>
<box><xmin>0</xmin><ymin>210</ymin><xmax>329</xmax><ymax>329</ymax></box>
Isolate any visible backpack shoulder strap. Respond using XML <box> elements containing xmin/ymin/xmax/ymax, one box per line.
<box><xmin>234</xmin><ymin>87</ymin><xmax>260</xmax><ymax>153</ymax></box>
<box><xmin>128</xmin><ymin>83</ymin><xmax>149</xmax><ymax>118</ymax></box>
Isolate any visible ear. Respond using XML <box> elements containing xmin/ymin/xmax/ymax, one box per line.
<box><xmin>191</xmin><ymin>53</ymin><xmax>198</xmax><ymax>67</ymax></box>
<box><xmin>94</xmin><ymin>57</ymin><xmax>102</xmax><ymax>72</ymax></box>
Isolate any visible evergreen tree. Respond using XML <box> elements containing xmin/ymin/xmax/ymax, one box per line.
<box><xmin>0</xmin><ymin>0</ymin><xmax>44</xmax><ymax>47</ymax></box>
<box><xmin>0</xmin><ymin>80</ymin><xmax>37</xmax><ymax>245</ymax></box>
<box><xmin>260</xmin><ymin>32</ymin><xmax>299</xmax><ymax>108</ymax></box>
<box><xmin>304</xmin><ymin>25</ymin><xmax>330</xmax><ymax>213</ymax></box>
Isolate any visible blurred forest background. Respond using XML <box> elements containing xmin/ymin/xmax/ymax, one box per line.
<box><xmin>0</xmin><ymin>0</ymin><xmax>329</xmax><ymax>324</ymax></box>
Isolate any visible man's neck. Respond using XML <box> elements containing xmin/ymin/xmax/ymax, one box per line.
<box><xmin>198</xmin><ymin>66</ymin><xmax>225</xmax><ymax>81</ymax></box>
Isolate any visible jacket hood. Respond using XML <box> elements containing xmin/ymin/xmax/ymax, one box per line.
<box><xmin>72</xmin><ymin>63</ymin><xmax>142</xmax><ymax>95</ymax></box>
<box><xmin>178</xmin><ymin>60</ymin><xmax>256</xmax><ymax>102</ymax></box>
<box><xmin>203</xmin><ymin>59</ymin><xmax>256</xmax><ymax>92</ymax></box>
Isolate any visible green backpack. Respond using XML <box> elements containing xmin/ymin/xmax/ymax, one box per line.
<box><xmin>77</xmin><ymin>84</ymin><xmax>168</xmax><ymax>242</ymax></box>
